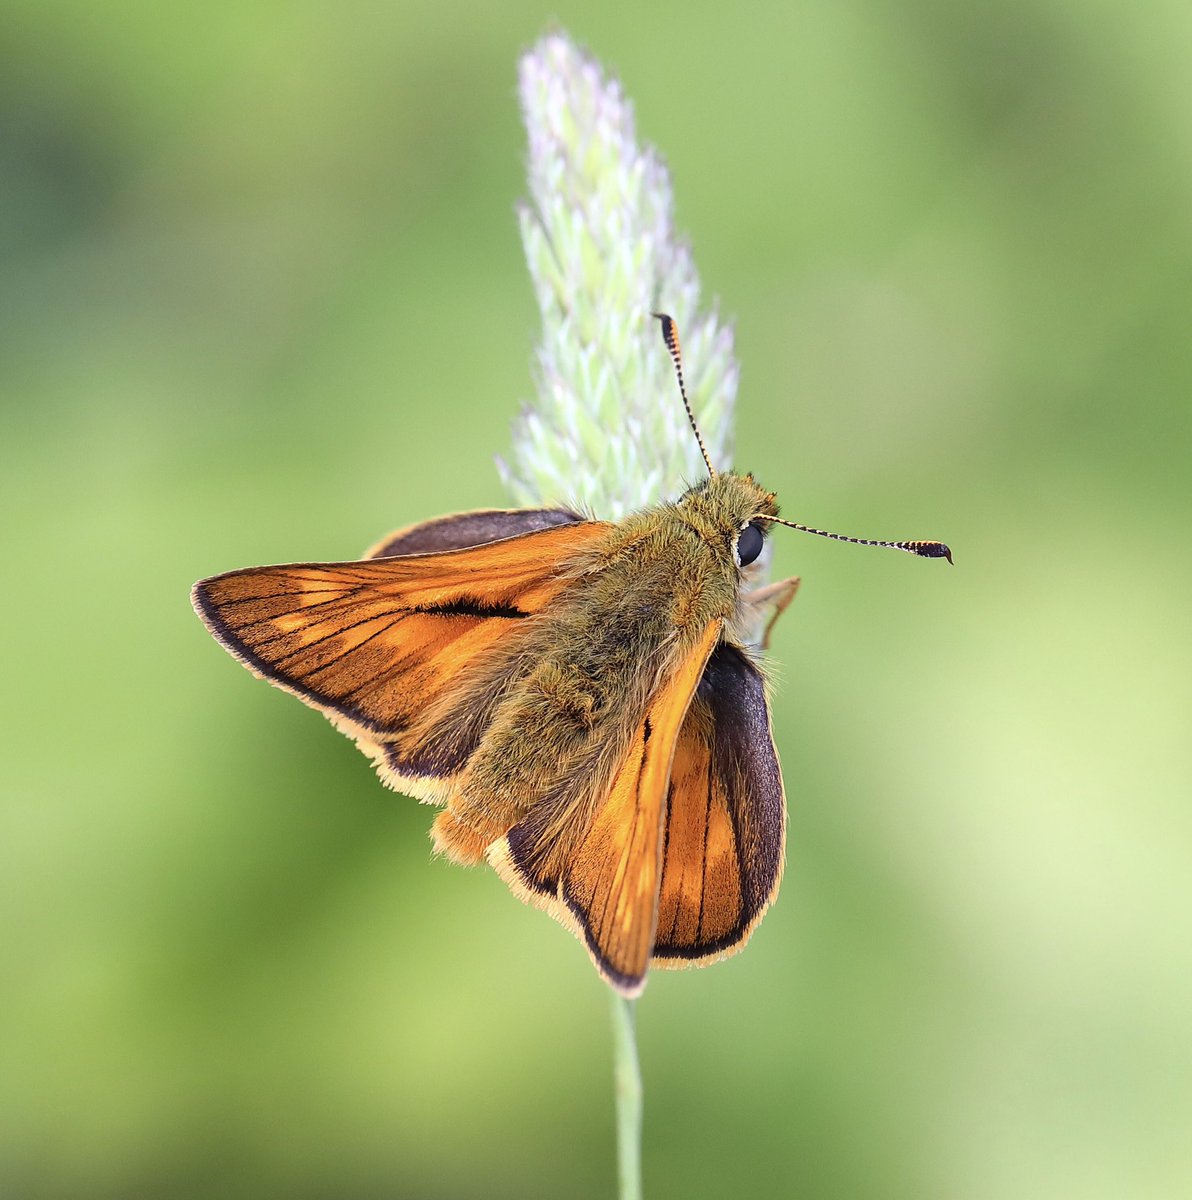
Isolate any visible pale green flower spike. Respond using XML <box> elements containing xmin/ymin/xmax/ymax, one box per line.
<box><xmin>501</xmin><ymin>32</ymin><xmax>741</xmax><ymax>521</ymax></box>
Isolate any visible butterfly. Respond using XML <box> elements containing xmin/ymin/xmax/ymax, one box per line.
<box><xmin>192</xmin><ymin>314</ymin><xmax>950</xmax><ymax>996</ymax></box>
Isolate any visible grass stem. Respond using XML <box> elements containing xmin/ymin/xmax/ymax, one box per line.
<box><xmin>612</xmin><ymin>993</ymin><xmax>643</xmax><ymax>1200</ymax></box>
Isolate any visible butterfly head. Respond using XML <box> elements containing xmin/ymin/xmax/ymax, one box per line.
<box><xmin>678</xmin><ymin>472</ymin><xmax>779</xmax><ymax>568</ymax></box>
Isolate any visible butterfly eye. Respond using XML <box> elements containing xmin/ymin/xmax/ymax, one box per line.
<box><xmin>736</xmin><ymin>523</ymin><xmax>764</xmax><ymax>567</ymax></box>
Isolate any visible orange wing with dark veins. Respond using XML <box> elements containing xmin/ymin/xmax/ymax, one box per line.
<box><xmin>488</xmin><ymin>622</ymin><xmax>722</xmax><ymax>995</ymax></box>
<box><xmin>192</xmin><ymin>516</ymin><xmax>611</xmax><ymax>802</ymax></box>
<box><xmin>652</xmin><ymin>642</ymin><xmax>786</xmax><ymax>969</ymax></box>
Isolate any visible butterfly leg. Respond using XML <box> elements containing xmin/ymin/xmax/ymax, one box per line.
<box><xmin>743</xmin><ymin>575</ymin><xmax>801</xmax><ymax>651</ymax></box>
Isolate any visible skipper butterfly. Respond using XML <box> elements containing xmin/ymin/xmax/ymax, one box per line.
<box><xmin>193</xmin><ymin>315</ymin><xmax>950</xmax><ymax>995</ymax></box>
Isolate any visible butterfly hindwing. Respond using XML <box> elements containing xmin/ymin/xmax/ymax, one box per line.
<box><xmin>488</xmin><ymin>622</ymin><xmax>722</xmax><ymax>995</ymax></box>
<box><xmin>652</xmin><ymin>641</ymin><xmax>785</xmax><ymax>967</ymax></box>
<box><xmin>192</xmin><ymin>516</ymin><xmax>611</xmax><ymax>801</ymax></box>
<box><xmin>365</xmin><ymin>507</ymin><xmax>586</xmax><ymax>559</ymax></box>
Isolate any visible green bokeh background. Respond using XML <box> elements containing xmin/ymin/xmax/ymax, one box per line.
<box><xmin>4</xmin><ymin>3</ymin><xmax>1190</xmax><ymax>1198</ymax></box>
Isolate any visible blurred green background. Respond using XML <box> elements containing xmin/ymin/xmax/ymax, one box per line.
<box><xmin>3</xmin><ymin>2</ymin><xmax>1190</xmax><ymax>1197</ymax></box>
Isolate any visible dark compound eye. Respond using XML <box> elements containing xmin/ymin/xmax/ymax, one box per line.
<box><xmin>736</xmin><ymin>522</ymin><xmax>764</xmax><ymax>567</ymax></box>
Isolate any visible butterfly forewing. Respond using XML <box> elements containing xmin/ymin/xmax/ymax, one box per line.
<box><xmin>489</xmin><ymin>621</ymin><xmax>721</xmax><ymax>995</ymax></box>
<box><xmin>192</xmin><ymin>519</ymin><xmax>612</xmax><ymax>798</ymax></box>
<box><xmin>652</xmin><ymin>642</ymin><xmax>785</xmax><ymax>967</ymax></box>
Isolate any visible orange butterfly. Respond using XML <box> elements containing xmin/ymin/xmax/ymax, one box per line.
<box><xmin>193</xmin><ymin>315</ymin><xmax>950</xmax><ymax>995</ymax></box>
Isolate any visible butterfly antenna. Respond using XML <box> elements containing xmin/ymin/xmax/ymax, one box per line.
<box><xmin>652</xmin><ymin>312</ymin><xmax>716</xmax><ymax>477</ymax></box>
<box><xmin>764</xmin><ymin>517</ymin><xmax>953</xmax><ymax>564</ymax></box>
